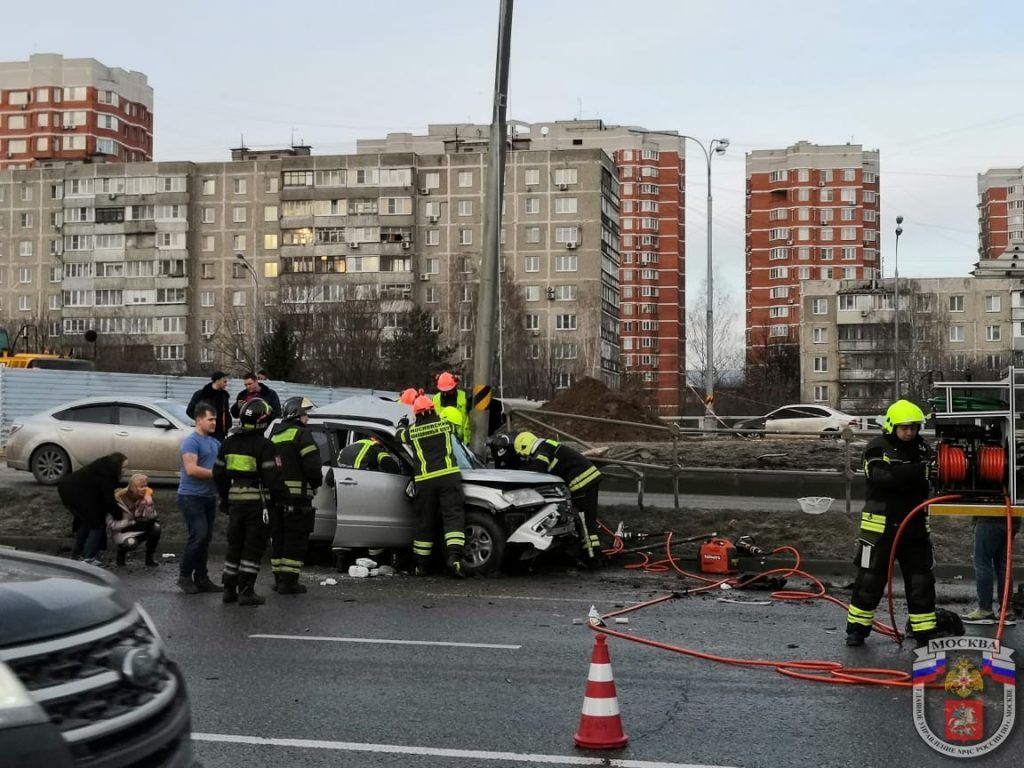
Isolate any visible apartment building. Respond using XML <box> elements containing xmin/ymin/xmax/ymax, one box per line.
<box><xmin>0</xmin><ymin>54</ymin><xmax>152</xmax><ymax>170</ymax></box>
<box><xmin>978</xmin><ymin>167</ymin><xmax>1024</xmax><ymax>262</ymax></box>
<box><xmin>0</xmin><ymin>145</ymin><xmax>621</xmax><ymax>389</ymax></box>
<box><xmin>359</xmin><ymin>119</ymin><xmax>686</xmax><ymax>414</ymax></box>
<box><xmin>799</xmin><ymin>276</ymin><xmax>1015</xmax><ymax>413</ymax></box>
<box><xmin>746</xmin><ymin>142</ymin><xmax>881</xmax><ymax>358</ymax></box>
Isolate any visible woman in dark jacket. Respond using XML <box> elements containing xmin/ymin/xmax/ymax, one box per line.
<box><xmin>59</xmin><ymin>452</ymin><xmax>127</xmax><ymax>564</ymax></box>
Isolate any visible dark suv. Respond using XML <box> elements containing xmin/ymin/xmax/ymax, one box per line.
<box><xmin>0</xmin><ymin>548</ymin><xmax>196</xmax><ymax>768</ymax></box>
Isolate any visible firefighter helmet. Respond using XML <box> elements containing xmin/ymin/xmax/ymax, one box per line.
<box><xmin>239</xmin><ymin>398</ymin><xmax>273</xmax><ymax>430</ymax></box>
<box><xmin>883</xmin><ymin>399</ymin><xmax>926</xmax><ymax>434</ymax></box>
<box><xmin>436</xmin><ymin>371</ymin><xmax>458</xmax><ymax>392</ymax></box>
<box><xmin>412</xmin><ymin>395</ymin><xmax>435</xmax><ymax>415</ymax></box>
<box><xmin>282</xmin><ymin>396</ymin><xmax>315</xmax><ymax>419</ymax></box>
<box><xmin>513</xmin><ymin>431</ymin><xmax>539</xmax><ymax>458</ymax></box>
<box><xmin>399</xmin><ymin>388</ymin><xmax>418</xmax><ymax>406</ymax></box>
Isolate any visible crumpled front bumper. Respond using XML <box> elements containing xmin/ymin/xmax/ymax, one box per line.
<box><xmin>507</xmin><ymin>502</ymin><xmax>576</xmax><ymax>551</ymax></box>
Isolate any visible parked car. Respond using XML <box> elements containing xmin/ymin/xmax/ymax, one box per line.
<box><xmin>0</xmin><ymin>548</ymin><xmax>196</xmax><ymax>767</ymax></box>
<box><xmin>5</xmin><ymin>396</ymin><xmax>194</xmax><ymax>485</ymax></box>
<box><xmin>733</xmin><ymin>404</ymin><xmax>859</xmax><ymax>439</ymax></box>
<box><xmin>296</xmin><ymin>395</ymin><xmax>579</xmax><ymax>576</ymax></box>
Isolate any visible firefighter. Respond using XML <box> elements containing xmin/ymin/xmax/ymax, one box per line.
<box><xmin>398</xmin><ymin>388</ymin><xmax>419</xmax><ymax>407</ymax></box>
<box><xmin>214</xmin><ymin>398</ymin><xmax>287</xmax><ymax>607</ymax></box>
<box><xmin>846</xmin><ymin>400</ymin><xmax>937</xmax><ymax>647</ymax></box>
<box><xmin>398</xmin><ymin>395</ymin><xmax>465</xmax><ymax>577</ymax></box>
<box><xmin>514</xmin><ymin>432</ymin><xmax>603</xmax><ymax>561</ymax></box>
<box><xmin>267</xmin><ymin>396</ymin><xmax>323</xmax><ymax>595</ymax></box>
<box><xmin>337</xmin><ymin>434</ymin><xmax>403</xmax><ymax>474</ymax></box>
<box><xmin>433</xmin><ymin>371</ymin><xmax>471</xmax><ymax>445</ymax></box>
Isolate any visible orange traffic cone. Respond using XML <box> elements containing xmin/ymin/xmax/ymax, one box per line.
<box><xmin>574</xmin><ymin>634</ymin><xmax>629</xmax><ymax>749</ymax></box>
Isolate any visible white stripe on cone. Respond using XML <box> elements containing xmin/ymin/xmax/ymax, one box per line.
<box><xmin>581</xmin><ymin>696</ymin><xmax>621</xmax><ymax>717</ymax></box>
<box><xmin>587</xmin><ymin>663</ymin><xmax>614</xmax><ymax>682</ymax></box>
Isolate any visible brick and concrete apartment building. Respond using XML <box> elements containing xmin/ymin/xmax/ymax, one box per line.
<box><xmin>0</xmin><ymin>54</ymin><xmax>152</xmax><ymax>170</ymax></box>
<box><xmin>798</xmin><ymin>276</ymin><xmax>1015</xmax><ymax>413</ymax></box>
<box><xmin>978</xmin><ymin>167</ymin><xmax>1024</xmax><ymax>262</ymax></box>
<box><xmin>746</xmin><ymin>142</ymin><xmax>881</xmax><ymax>359</ymax></box>
<box><xmin>359</xmin><ymin>120</ymin><xmax>688</xmax><ymax>415</ymax></box>
<box><xmin>0</xmin><ymin>143</ymin><xmax>621</xmax><ymax>391</ymax></box>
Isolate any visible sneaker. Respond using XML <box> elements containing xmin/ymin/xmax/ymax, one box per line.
<box><xmin>962</xmin><ymin>608</ymin><xmax>997</xmax><ymax>625</ymax></box>
<box><xmin>177</xmin><ymin>576</ymin><xmax>199</xmax><ymax>595</ymax></box>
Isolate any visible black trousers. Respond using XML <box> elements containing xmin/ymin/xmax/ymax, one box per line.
<box><xmin>270</xmin><ymin>504</ymin><xmax>314</xmax><ymax>573</ymax></box>
<box><xmin>572</xmin><ymin>483</ymin><xmax>600</xmax><ymax>533</ymax></box>
<box><xmin>118</xmin><ymin>520</ymin><xmax>161</xmax><ymax>557</ymax></box>
<box><xmin>848</xmin><ymin>532</ymin><xmax>936</xmax><ymax>636</ymax></box>
<box><xmin>413</xmin><ymin>479</ymin><xmax>465</xmax><ymax>554</ymax></box>
<box><xmin>224</xmin><ymin>505</ymin><xmax>270</xmax><ymax>578</ymax></box>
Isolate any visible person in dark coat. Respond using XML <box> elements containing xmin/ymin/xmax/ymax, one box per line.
<box><xmin>187</xmin><ymin>371</ymin><xmax>233</xmax><ymax>441</ymax></box>
<box><xmin>231</xmin><ymin>372</ymin><xmax>281</xmax><ymax>420</ymax></box>
<box><xmin>59</xmin><ymin>452</ymin><xmax>127</xmax><ymax>564</ymax></box>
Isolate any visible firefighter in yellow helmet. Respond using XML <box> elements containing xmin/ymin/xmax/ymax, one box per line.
<box><xmin>846</xmin><ymin>400</ymin><xmax>938</xmax><ymax>646</ymax></box>
<box><xmin>514</xmin><ymin>431</ymin><xmax>603</xmax><ymax>561</ymax></box>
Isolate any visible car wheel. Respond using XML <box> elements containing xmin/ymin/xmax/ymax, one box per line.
<box><xmin>820</xmin><ymin>429</ymin><xmax>839</xmax><ymax>441</ymax></box>
<box><xmin>31</xmin><ymin>444</ymin><xmax>71</xmax><ymax>485</ymax></box>
<box><xmin>463</xmin><ymin>509</ymin><xmax>505</xmax><ymax>576</ymax></box>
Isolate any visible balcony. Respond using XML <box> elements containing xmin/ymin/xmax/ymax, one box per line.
<box><xmin>839</xmin><ymin>368</ymin><xmax>895</xmax><ymax>382</ymax></box>
<box><xmin>124</xmin><ymin>219</ymin><xmax>157</xmax><ymax>234</ymax></box>
<box><xmin>837</xmin><ymin>339</ymin><xmax>885</xmax><ymax>352</ymax></box>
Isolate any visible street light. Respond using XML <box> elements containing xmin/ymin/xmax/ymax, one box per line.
<box><xmin>235</xmin><ymin>253</ymin><xmax>260</xmax><ymax>371</ymax></box>
<box><xmin>893</xmin><ymin>216</ymin><xmax>904</xmax><ymax>400</ymax></box>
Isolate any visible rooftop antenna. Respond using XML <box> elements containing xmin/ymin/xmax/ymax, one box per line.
<box><xmin>576</xmin><ymin>97</ymin><xmax>583</xmax><ymax>120</ymax></box>
<box><xmin>291</xmin><ymin>127</ymin><xmax>295</xmax><ymax>146</ymax></box>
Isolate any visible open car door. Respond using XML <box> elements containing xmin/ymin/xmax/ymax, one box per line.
<box><xmin>330</xmin><ymin>466</ymin><xmax>417</xmax><ymax>549</ymax></box>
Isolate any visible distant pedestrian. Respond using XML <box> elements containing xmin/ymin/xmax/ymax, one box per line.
<box><xmin>109</xmin><ymin>473</ymin><xmax>161</xmax><ymax>567</ymax></box>
<box><xmin>59</xmin><ymin>452</ymin><xmax>127</xmax><ymax>566</ymax></box>
<box><xmin>177</xmin><ymin>403</ymin><xmax>223</xmax><ymax>594</ymax></box>
<box><xmin>231</xmin><ymin>371</ymin><xmax>281</xmax><ymax>420</ymax></box>
<box><xmin>186</xmin><ymin>371</ymin><xmax>232</xmax><ymax>441</ymax></box>
<box><xmin>963</xmin><ymin>516</ymin><xmax>1021</xmax><ymax>623</ymax></box>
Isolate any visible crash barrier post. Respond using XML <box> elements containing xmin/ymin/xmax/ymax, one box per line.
<box><xmin>573</xmin><ymin>633</ymin><xmax>628</xmax><ymax>750</ymax></box>
<box><xmin>670</xmin><ymin>421</ymin><xmax>680</xmax><ymax>515</ymax></box>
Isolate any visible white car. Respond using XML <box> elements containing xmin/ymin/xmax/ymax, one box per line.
<box><xmin>5</xmin><ymin>396</ymin><xmax>193</xmax><ymax>484</ymax></box>
<box><xmin>763</xmin><ymin>404</ymin><xmax>859</xmax><ymax>438</ymax></box>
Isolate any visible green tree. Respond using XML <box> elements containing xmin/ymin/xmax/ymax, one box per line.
<box><xmin>382</xmin><ymin>307</ymin><xmax>455</xmax><ymax>390</ymax></box>
<box><xmin>261</xmin><ymin>317</ymin><xmax>300</xmax><ymax>381</ymax></box>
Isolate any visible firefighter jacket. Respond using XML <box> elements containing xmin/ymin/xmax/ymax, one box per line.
<box><xmin>433</xmin><ymin>389</ymin><xmax>471</xmax><ymax>444</ymax></box>
<box><xmin>268</xmin><ymin>418</ymin><xmax>323</xmax><ymax>504</ymax></box>
<box><xmin>397</xmin><ymin>412</ymin><xmax>461</xmax><ymax>484</ymax></box>
<box><xmin>860</xmin><ymin>432</ymin><xmax>933</xmax><ymax>541</ymax></box>
<box><xmin>523</xmin><ymin>439</ymin><xmax>601</xmax><ymax>495</ymax></box>
<box><xmin>338</xmin><ymin>438</ymin><xmax>402</xmax><ymax>474</ymax></box>
<box><xmin>213</xmin><ymin>430</ymin><xmax>288</xmax><ymax>509</ymax></box>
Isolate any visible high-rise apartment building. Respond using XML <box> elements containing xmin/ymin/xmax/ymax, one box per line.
<box><xmin>0</xmin><ymin>54</ymin><xmax>152</xmax><ymax>170</ymax></box>
<box><xmin>978</xmin><ymin>167</ymin><xmax>1024</xmax><ymax>262</ymax></box>
<box><xmin>0</xmin><ymin>144</ymin><xmax>620</xmax><ymax>392</ymax></box>
<box><xmin>359</xmin><ymin>120</ymin><xmax>687</xmax><ymax>415</ymax></box>
<box><xmin>746</xmin><ymin>142</ymin><xmax>880</xmax><ymax>356</ymax></box>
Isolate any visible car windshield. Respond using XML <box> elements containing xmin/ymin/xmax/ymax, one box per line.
<box><xmin>154</xmin><ymin>401</ymin><xmax>194</xmax><ymax>427</ymax></box>
<box><xmin>451</xmin><ymin>437</ymin><xmax>484</xmax><ymax>469</ymax></box>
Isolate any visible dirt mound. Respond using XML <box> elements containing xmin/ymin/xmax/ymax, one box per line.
<box><xmin>533</xmin><ymin>377</ymin><xmax>666</xmax><ymax>442</ymax></box>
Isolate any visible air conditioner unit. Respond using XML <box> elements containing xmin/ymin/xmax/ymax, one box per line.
<box><xmin>401</xmin><ymin>242</ymin><xmax>411</xmax><ymax>250</ymax></box>
<box><xmin>62</xmin><ymin>125</ymin><xmax>74</xmax><ymax>131</ymax></box>
<box><xmin>860</xmin><ymin>310</ymin><xmax>869</xmax><ymax>318</ymax></box>
<box><xmin>202</xmin><ymin>332</ymin><xmax>213</xmax><ymax>340</ymax></box>
<box><xmin>428</xmin><ymin>215</ymin><xmax>439</xmax><ymax>223</ymax></box>
<box><xmin>19</xmin><ymin>104</ymin><xmax>27</xmax><ymax>111</ymax></box>
<box><xmin>108</xmin><ymin>193</ymin><xmax>117</xmax><ymax>200</ymax></box>
<box><xmin>558</xmin><ymin>183</ymin><xmax>569</xmax><ymax>191</ymax></box>
<box><xmin>348</xmin><ymin>242</ymin><xmax>359</xmax><ymax>249</ymax></box>
<box><xmin>531</xmin><ymin>330</ymin><xmax>541</xmax><ymax>337</ymax></box>
<box><xmin>5</xmin><ymin>152</ymin><xmax>11</xmax><ymax>159</ymax></box>
<box><xmin>419</xmin><ymin>187</ymin><xmax>430</xmax><ymax>195</ymax></box>
<box><xmin>566</xmin><ymin>242</ymin><xmax>578</xmax><ymax>250</ymax></box>
<box><xmin>419</xmin><ymin>272</ymin><xmax>431</xmax><ymax>281</ymax></box>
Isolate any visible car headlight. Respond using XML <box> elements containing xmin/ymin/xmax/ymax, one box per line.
<box><xmin>502</xmin><ymin>488</ymin><xmax>545</xmax><ymax>507</ymax></box>
<box><xmin>136</xmin><ymin>604</ymin><xmax>166</xmax><ymax>657</ymax></box>
<box><xmin>0</xmin><ymin>661</ymin><xmax>47</xmax><ymax>729</ymax></box>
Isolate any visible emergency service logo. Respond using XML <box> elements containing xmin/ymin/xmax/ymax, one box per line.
<box><xmin>912</xmin><ymin>637</ymin><xmax>1016</xmax><ymax>757</ymax></box>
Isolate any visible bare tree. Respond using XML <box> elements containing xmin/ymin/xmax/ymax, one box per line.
<box><xmin>687</xmin><ymin>270</ymin><xmax>743</xmax><ymax>391</ymax></box>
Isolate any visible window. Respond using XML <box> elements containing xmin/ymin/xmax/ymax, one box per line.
<box><xmin>232</xmin><ymin>207</ymin><xmax>247</xmax><ymax>223</ymax></box>
<box><xmin>768</xmin><ymin>267</ymin><xmax>788</xmax><ymax>280</ymax></box>
<box><xmin>986</xmin><ymin>295</ymin><xmax>1001</xmax><ymax>312</ymax></box>
<box><xmin>200</xmin><ymin>291</ymin><xmax>215</xmax><ymax>307</ymax></box>
<box><xmin>524</xmin><ymin>169</ymin><xmax>540</xmax><ymax>186</ymax></box>
<box><xmin>19</xmin><ymin>213</ymin><xmax>32</xmax><ymax>229</ymax></box>
<box><xmin>812</xmin><ymin>298</ymin><xmax>828</xmax><ymax>315</ymax></box>
<box><xmin>457</xmin><ymin>171</ymin><xmax>473</xmax><ymax>187</ymax></box>
<box><xmin>769</xmin><ymin>307</ymin><xmax>789</xmax><ymax>318</ymax></box>
<box><xmin>457</xmin><ymin>200</ymin><xmax>473</xmax><ymax>217</ymax></box>
<box><xmin>201</xmin><ymin>179</ymin><xmax>216</xmax><ymax>195</ymax></box>
<box><xmin>769</xmin><ymin>286</ymin><xmax>790</xmax><ymax>299</ymax></box>
<box><xmin>813</xmin><ymin>327</ymin><xmax>827</xmax><ymax>343</ymax></box>
<box><xmin>525</xmin><ymin>197</ymin><xmax>540</xmax><ymax>214</ymax></box>
<box><xmin>769</xmin><ymin>228</ymin><xmax>790</xmax><ymax>241</ymax></box>
<box><xmin>265</xmin><ymin>176</ymin><xmax>279</xmax><ymax>193</ymax></box>
<box><xmin>19</xmin><ymin>241</ymin><xmax>33</xmax><ymax>257</ymax></box>
<box><xmin>553</xmin><ymin>168</ymin><xmax>578</xmax><ymax>186</ymax></box>
<box><xmin>949</xmin><ymin>295</ymin><xmax>964</xmax><ymax>312</ymax></box>
<box><xmin>820</xmin><ymin>188</ymin><xmax>834</xmax><ymax>203</ymax></box>
<box><xmin>233</xmin><ymin>234</ymin><xmax>247</xmax><ymax>250</ymax></box>
<box><xmin>48</xmin><ymin>294</ymin><xmax>61</xmax><ymax>310</ymax></box>
<box><xmin>554</xmin><ymin>197</ymin><xmax>578</xmax><ymax>214</ymax></box>
<box><xmin>382</xmin><ymin>197</ymin><xmax>412</xmax><ymax>215</ymax></box>
<box><xmin>20</xmin><ymin>186</ymin><xmax>33</xmax><ymax>202</ymax></box>
<box><xmin>554</xmin><ymin>226</ymin><xmax>579</xmax><ymax>244</ymax></box>
<box><xmin>201</xmin><ymin>235</ymin><xmax>215</xmax><ymax>252</ymax></box>
<box><xmin>200</xmin><ymin>207</ymin><xmax>215</xmax><ymax>224</ymax></box>
<box><xmin>421</xmin><ymin>171</ymin><xmax>440</xmax><ymax>190</ymax></box>
<box><xmin>554</xmin><ymin>255</ymin><xmax>578</xmax><ymax>272</ymax></box>
<box><xmin>769</xmin><ymin>247</ymin><xmax>789</xmax><ymax>261</ymax></box>
<box><xmin>819</xmin><ymin>227</ymin><xmax>833</xmax><ymax>241</ymax></box>
<box><xmin>813</xmin><ymin>385</ymin><xmax>829</xmax><ymax>403</ymax></box>
<box><xmin>233</xmin><ymin>178</ymin><xmax>247</xmax><ymax>194</ymax></box>
<box><xmin>840</xmin><ymin>227</ymin><xmax>857</xmax><ymax>241</ymax></box>
<box><xmin>813</xmin><ymin>356</ymin><xmax>828</xmax><ymax>372</ymax></box>
<box><xmin>986</xmin><ymin>325</ymin><xmax>1002</xmax><ymax>342</ymax></box>
<box><xmin>524</xmin><ymin>314</ymin><xmax>539</xmax><ymax>331</ymax></box>
<box><xmin>458</xmin><ymin>229</ymin><xmax>472</xmax><ymax>245</ymax></box>
<box><xmin>769</xmin><ymin>325</ymin><xmax>788</xmax><ymax>338</ymax></box>
<box><xmin>949</xmin><ymin>325</ymin><xmax>965</xmax><ymax>343</ymax></box>
<box><xmin>18</xmin><ymin>267</ymin><xmax>32</xmax><ymax>284</ymax></box>
<box><xmin>232</xmin><ymin>290</ymin><xmax>246</xmax><ymax>307</ymax></box>
<box><xmin>525</xmin><ymin>226</ymin><xmax>541</xmax><ymax>244</ymax></box>
<box><xmin>769</xmin><ymin>170</ymin><xmax>788</xmax><ymax>182</ymax></box>
<box><xmin>555</xmin><ymin>314</ymin><xmax>577</xmax><ymax>330</ymax></box>
<box><xmin>523</xmin><ymin>256</ymin><xmax>540</xmax><ymax>273</ymax></box>
<box><xmin>840</xmin><ymin>188</ymin><xmax>857</xmax><ymax>203</ymax></box>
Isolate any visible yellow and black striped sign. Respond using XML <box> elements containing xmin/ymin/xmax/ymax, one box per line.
<box><xmin>473</xmin><ymin>384</ymin><xmax>492</xmax><ymax>412</ymax></box>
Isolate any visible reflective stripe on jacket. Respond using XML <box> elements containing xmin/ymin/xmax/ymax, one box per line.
<box><xmin>524</xmin><ymin>439</ymin><xmax>601</xmax><ymax>493</ymax></box>
<box><xmin>398</xmin><ymin>413</ymin><xmax>461</xmax><ymax>483</ymax></box>
<box><xmin>268</xmin><ymin>418</ymin><xmax>322</xmax><ymax>503</ymax></box>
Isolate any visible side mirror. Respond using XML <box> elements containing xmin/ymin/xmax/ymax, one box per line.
<box><xmin>152</xmin><ymin>418</ymin><xmax>173</xmax><ymax>430</ymax></box>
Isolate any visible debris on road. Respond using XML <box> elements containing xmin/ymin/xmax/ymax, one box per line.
<box><xmin>319</xmin><ymin>578</ymin><xmax>338</xmax><ymax>586</ymax></box>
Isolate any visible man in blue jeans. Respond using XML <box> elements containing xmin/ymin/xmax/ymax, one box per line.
<box><xmin>178</xmin><ymin>403</ymin><xmax>223</xmax><ymax>594</ymax></box>
<box><xmin>964</xmin><ymin>516</ymin><xmax>1020</xmax><ymax>623</ymax></box>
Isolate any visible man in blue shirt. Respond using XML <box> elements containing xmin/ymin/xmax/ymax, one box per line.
<box><xmin>177</xmin><ymin>403</ymin><xmax>222</xmax><ymax>594</ymax></box>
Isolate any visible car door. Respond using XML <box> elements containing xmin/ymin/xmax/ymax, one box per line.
<box><xmin>764</xmin><ymin>407</ymin><xmax>799</xmax><ymax>435</ymax></box>
<box><xmin>52</xmin><ymin>403</ymin><xmax>118</xmax><ymax>466</ymax></box>
<box><xmin>115</xmin><ymin>404</ymin><xmax>185</xmax><ymax>478</ymax></box>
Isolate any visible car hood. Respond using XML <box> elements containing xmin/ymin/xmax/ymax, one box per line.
<box><xmin>0</xmin><ymin>550</ymin><xmax>134</xmax><ymax>648</ymax></box>
<box><xmin>461</xmin><ymin>468</ymin><xmax>563</xmax><ymax>488</ymax></box>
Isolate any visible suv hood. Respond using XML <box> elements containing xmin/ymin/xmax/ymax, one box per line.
<box><xmin>461</xmin><ymin>468</ymin><xmax>563</xmax><ymax>489</ymax></box>
<box><xmin>0</xmin><ymin>549</ymin><xmax>134</xmax><ymax>648</ymax></box>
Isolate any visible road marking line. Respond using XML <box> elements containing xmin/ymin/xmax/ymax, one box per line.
<box><xmin>191</xmin><ymin>732</ymin><xmax>738</xmax><ymax>768</ymax></box>
<box><xmin>249</xmin><ymin>633</ymin><xmax>521</xmax><ymax>650</ymax></box>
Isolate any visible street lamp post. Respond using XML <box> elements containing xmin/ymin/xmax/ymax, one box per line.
<box><xmin>235</xmin><ymin>253</ymin><xmax>260</xmax><ymax>371</ymax></box>
<box><xmin>893</xmin><ymin>216</ymin><xmax>904</xmax><ymax>400</ymax></box>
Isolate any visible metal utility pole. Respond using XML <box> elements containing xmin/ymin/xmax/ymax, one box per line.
<box><xmin>470</xmin><ymin>0</ymin><xmax>514</xmax><ymax>456</ymax></box>
<box><xmin>893</xmin><ymin>215</ymin><xmax>903</xmax><ymax>400</ymax></box>
<box><xmin>235</xmin><ymin>253</ymin><xmax>260</xmax><ymax>372</ymax></box>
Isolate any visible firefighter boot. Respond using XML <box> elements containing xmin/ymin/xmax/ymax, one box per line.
<box><xmin>237</xmin><ymin>574</ymin><xmax>265</xmax><ymax>607</ymax></box>
<box><xmin>277</xmin><ymin>571</ymin><xmax>307</xmax><ymax>595</ymax></box>
<box><xmin>446</xmin><ymin>547</ymin><xmax>466</xmax><ymax>579</ymax></box>
<box><xmin>414</xmin><ymin>556</ymin><xmax>431</xmax><ymax>577</ymax></box>
<box><xmin>222</xmin><ymin>574</ymin><xmax>238</xmax><ymax>605</ymax></box>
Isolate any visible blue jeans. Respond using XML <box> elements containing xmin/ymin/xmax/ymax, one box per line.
<box><xmin>73</xmin><ymin>525</ymin><xmax>105</xmax><ymax>560</ymax></box>
<box><xmin>178</xmin><ymin>494</ymin><xmax>217</xmax><ymax>581</ymax></box>
<box><xmin>974</xmin><ymin>521</ymin><xmax>1014</xmax><ymax>610</ymax></box>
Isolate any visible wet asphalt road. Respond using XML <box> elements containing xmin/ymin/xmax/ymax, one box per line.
<box><xmin>115</xmin><ymin>559</ymin><xmax>1022</xmax><ymax>768</ymax></box>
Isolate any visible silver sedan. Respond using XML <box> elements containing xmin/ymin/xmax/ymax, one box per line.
<box><xmin>5</xmin><ymin>397</ymin><xmax>194</xmax><ymax>485</ymax></box>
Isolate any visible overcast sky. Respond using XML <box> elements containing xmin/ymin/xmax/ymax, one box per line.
<box><xmin>8</xmin><ymin>0</ymin><xmax>1024</xmax><ymax>317</ymax></box>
